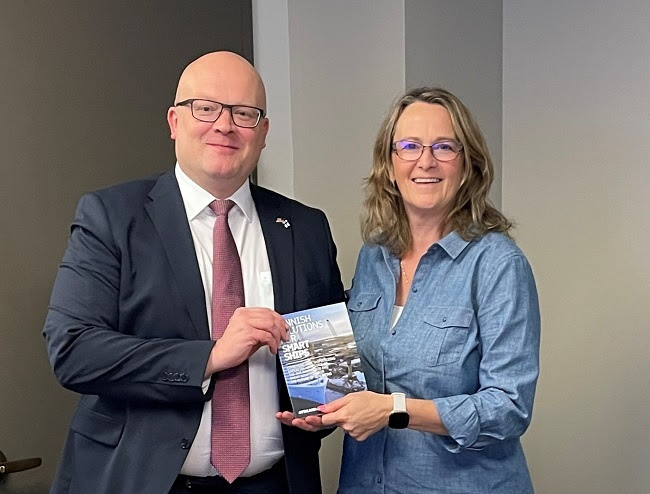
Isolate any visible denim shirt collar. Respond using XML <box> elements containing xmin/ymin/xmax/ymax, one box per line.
<box><xmin>437</xmin><ymin>230</ymin><xmax>471</xmax><ymax>259</ymax></box>
<box><xmin>380</xmin><ymin>230</ymin><xmax>472</xmax><ymax>265</ymax></box>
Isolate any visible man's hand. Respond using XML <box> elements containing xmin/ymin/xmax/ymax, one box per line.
<box><xmin>275</xmin><ymin>411</ymin><xmax>328</xmax><ymax>432</ymax></box>
<box><xmin>318</xmin><ymin>391</ymin><xmax>392</xmax><ymax>441</ymax></box>
<box><xmin>205</xmin><ymin>307</ymin><xmax>289</xmax><ymax>376</ymax></box>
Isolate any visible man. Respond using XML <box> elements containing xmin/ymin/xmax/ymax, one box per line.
<box><xmin>43</xmin><ymin>51</ymin><xmax>344</xmax><ymax>493</ymax></box>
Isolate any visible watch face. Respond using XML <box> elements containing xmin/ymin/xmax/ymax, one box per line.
<box><xmin>388</xmin><ymin>411</ymin><xmax>409</xmax><ymax>429</ymax></box>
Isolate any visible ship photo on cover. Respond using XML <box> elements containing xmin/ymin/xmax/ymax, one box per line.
<box><xmin>279</xmin><ymin>302</ymin><xmax>367</xmax><ymax>418</ymax></box>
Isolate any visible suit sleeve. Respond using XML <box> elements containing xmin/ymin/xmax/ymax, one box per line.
<box><xmin>43</xmin><ymin>192</ymin><xmax>214</xmax><ymax>405</ymax></box>
<box><xmin>319</xmin><ymin>210</ymin><xmax>346</xmax><ymax>305</ymax></box>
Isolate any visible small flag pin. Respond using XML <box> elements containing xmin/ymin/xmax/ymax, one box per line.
<box><xmin>276</xmin><ymin>217</ymin><xmax>291</xmax><ymax>228</ymax></box>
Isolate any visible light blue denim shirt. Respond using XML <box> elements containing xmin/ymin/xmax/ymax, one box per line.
<box><xmin>339</xmin><ymin>231</ymin><xmax>540</xmax><ymax>494</ymax></box>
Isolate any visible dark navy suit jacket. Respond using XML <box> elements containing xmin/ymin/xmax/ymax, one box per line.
<box><xmin>43</xmin><ymin>171</ymin><xmax>344</xmax><ymax>493</ymax></box>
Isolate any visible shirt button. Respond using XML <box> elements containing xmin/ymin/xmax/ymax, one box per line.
<box><xmin>391</xmin><ymin>330</ymin><xmax>396</xmax><ymax>336</ymax></box>
<box><xmin>357</xmin><ymin>302</ymin><xmax>362</xmax><ymax>307</ymax></box>
<box><xmin>377</xmin><ymin>476</ymin><xmax>383</xmax><ymax>484</ymax></box>
<box><xmin>180</xmin><ymin>438</ymin><xmax>191</xmax><ymax>449</ymax></box>
<box><xmin>442</xmin><ymin>317</ymin><xmax>447</xmax><ymax>322</ymax></box>
<box><xmin>412</xmin><ymin>287</ymin><xmax>418</xmax><ymax>293</ymax></box>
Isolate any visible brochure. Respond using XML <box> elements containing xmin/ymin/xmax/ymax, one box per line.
<box><xmin>279</xmin><ymin>302</ymin><xmax>367</xmax><ymax>418</ymax></box>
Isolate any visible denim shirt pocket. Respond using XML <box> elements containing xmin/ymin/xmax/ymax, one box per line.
<box><xmin>347</xmin><ymin>292</ymin><xmax>382</xmax><ymax>341</ymax></box>
<box><xmin>422</xmin><ymin>306</ymin><xmax>473</xmax><ymax>366</ymax></box>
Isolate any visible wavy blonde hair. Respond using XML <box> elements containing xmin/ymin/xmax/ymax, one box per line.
<box><xmin>362</xmin><ymin>87</ymin><xmax>512</xmax><ymax>257</ymax></box>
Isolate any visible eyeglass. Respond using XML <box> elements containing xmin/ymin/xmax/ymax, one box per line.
<box><xmin>392</xmin><ymin>140</ymin><xmax>463</xmax><ymax>162</ymax></box>
<box><xmin>174</xmin><ymin>98</ymin><xmax>265</xmax><ymax>128</ymax></box>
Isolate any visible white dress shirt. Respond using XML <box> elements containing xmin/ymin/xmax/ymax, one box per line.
<box><xmin>175</xmin><ymin>164</ymin><xmax>284</xmax><ymax>477</ymax></box>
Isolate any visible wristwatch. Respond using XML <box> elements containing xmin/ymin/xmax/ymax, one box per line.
<box><xmin>388</xmin><ymin>392</ymin><xmax>409</xmax><ymax>429</ymax></box>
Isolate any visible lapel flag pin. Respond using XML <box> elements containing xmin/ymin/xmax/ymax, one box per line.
<box><xmin>276</xmin><ymin>217</ymin><xmax>291</xmax><ymax>229</ymax></box>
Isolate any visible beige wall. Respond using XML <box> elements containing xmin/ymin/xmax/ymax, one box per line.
<box><xmin>405</xmin><ymin>0</ymin><xmax>503</xmax><ymax>208</ymax></box>
<box><xmin>503</xmin><ymin>1</ymin><xmax>650</xmax><ymax>492</ymax></box>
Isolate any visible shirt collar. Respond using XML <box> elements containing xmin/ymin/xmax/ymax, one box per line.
<box><xmin>436</xmin><ymin>230</ymin><xmax>471</xmax><ymax>259</ymax></box>
<box><xmin>381</xmin><ymin>230</ymin><xmax>472</xmax><ymax>263</ymax></box>
<box><xmin>174</xmin><ymin>163</ymin><xmax>254</xmax><ymax>222</ymax></box>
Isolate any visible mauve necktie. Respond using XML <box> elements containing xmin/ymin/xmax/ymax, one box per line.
<box><xmin>209</xmin><ymin>199</ymin><xmax>250</xmax><ymax>483</ymax></box>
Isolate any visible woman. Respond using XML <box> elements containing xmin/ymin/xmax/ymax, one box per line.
<box><xmin>320</xmin><ymin>87</ymin><xmax>541</xmax><ymax>493</ymax></box>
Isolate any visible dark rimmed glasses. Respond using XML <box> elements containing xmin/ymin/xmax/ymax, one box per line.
<box><xmin>175</xmin><ymin>98</ymin><xmax>265</xmax><ymax>128</ymax></box>
<box><xmin>392</xmin><ymin>140</ymin><xmax>463</xmax><ymax>162</ymax></box>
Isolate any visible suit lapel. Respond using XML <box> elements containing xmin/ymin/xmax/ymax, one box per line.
<box><xmin>145</xmin><ymin>172</ymin><xmax>209</xmax><ymax>339</ymax></box>
<box><xmin>251</xmin><ymin>184</ymin><xmax>295</xmax><ymax>315</ymax></box>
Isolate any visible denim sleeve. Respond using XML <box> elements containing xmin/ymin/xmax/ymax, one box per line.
<box><xmin>433</xmin><ymin>254</ymin><xmax>540</xmax><ymax>451</ymax></box>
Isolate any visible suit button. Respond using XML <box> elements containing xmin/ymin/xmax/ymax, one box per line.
<box><xmin>180</xmin><ymin>438</ymin><xmax>191</xmax><ymax>449</ymax></box>
<box><xmin>180</xmin><ymin>373</ymin><xmax>189</xmax><ymax>383</ymax></box>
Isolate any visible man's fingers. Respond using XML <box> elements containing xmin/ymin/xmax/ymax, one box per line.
<box><xmin>211</xmin><ymin>308</ymin><xmax>291</xmax><ymax>370</ymax></box>
<box><xmin>320</xmin><ymin>412</ymin><xmax>339</xmax><ymax>428</ymax></box>
<box><xmin>261</xmin><ymin>331</ymin><xmax>279</xmax><ymax>354</ymax></box>
<box><xmin>230</xmin><ymin>308</ymin><xmax>289</xmax><ymax>342</ymax></box>
<box><xmin>275</xmin><ymin>411</ymin><xmax>295</xmax><ymax>426</ymax></box>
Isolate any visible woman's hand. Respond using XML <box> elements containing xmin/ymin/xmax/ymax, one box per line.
<box><xmin>318</xmin><ymin>391</ymin><xmax>393</xmax><ymax>441</ymax></box>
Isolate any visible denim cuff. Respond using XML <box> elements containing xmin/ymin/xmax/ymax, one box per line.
<box><xmin>433</xmin><ymin>396</ymin><xmax>480</xmax><ymax>452</ymax></box>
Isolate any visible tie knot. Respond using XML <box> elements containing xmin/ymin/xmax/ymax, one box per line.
<box><xmin>209</xmin><ymin>199</ymin><xmax>235</xmax><ymax>216</ymax></box>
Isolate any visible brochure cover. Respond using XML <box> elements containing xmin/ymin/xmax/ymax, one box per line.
<box><xmin>279</xmin><ymin>302</ymin><xmax>367</xmax><ymax>418</ymax></box>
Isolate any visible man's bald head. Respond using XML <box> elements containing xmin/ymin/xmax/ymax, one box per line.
<box><xmin>167</xmin><ymin>51</ymin><xmax>269</xmax><ymax>199</ymax></box>
<box><xmin>174</xmin><ymin>51</ymin><xmax>266</xmax><ymax>111</ymax></box>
